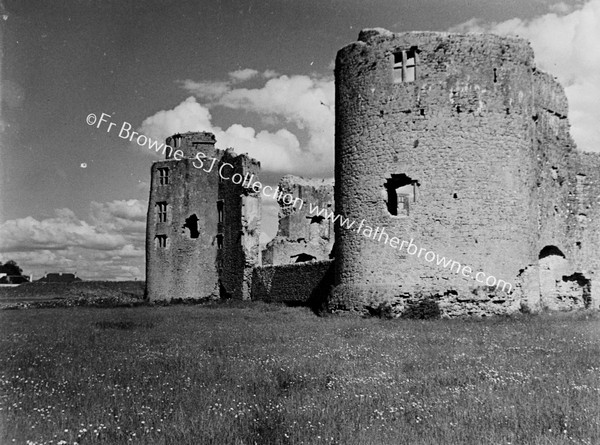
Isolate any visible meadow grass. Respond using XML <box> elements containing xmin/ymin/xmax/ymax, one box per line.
<box><xmin>0</xmin><ymin>302</ymin><xmax>599</xmax><ymax>444</ymax></box>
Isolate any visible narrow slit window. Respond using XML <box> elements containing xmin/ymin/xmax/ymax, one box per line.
<box><xmin>157</xmin><ymin>167</ymin><xmax>169</xmax><ymax>185</ymax></box>
<box><xmin>217</xmin><ymin>234</ymin><xmax>224</xmax><ymax>249</ymax></box>
<box><xmin>217</xmin><ymin>200</ymin><xmax>224</xmax><ymax>223</ymax></box>
<box><xmin>156</xmin><ymin>202</ymin><xmax>168</xmax><ymax>222</ymax></box>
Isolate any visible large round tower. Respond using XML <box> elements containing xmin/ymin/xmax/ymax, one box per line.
<box><xmin>332</xmin><ymin>29</ymin><xmax>544</xmax><ymax>314</ymax></box>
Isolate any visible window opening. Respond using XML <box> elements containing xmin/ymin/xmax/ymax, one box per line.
<box><xmin>183</xmin><ymin>214</ymin><xmax>200</xmax><ymax>239</ymax></box>
<box><xmin>385</xmin><ymin>174</ymin><xmax>419</xmax><ymax>216</ymax></box>
<box><xmin>217</xmin><ymin>200</ymin><xmax>224</xmax><ymax>223</ymax></box>
<box><xmin>155</xmin><ymin>235</ymin><xmax>167</xmax><ymax>248</ymax></box>
<box><xmin>156</xmin><ymin>202</ymin><xmax>167</xmax><ymax>222</ymax></box>
<box><xmin>393</xmin><ymin>47</ymin><xmax>418</xmax><ymax>83</ymax></box>
<box><xmin>157</xmin><ymin>167</ymin><xmax>169</xmax><ymax>185</ymax></box>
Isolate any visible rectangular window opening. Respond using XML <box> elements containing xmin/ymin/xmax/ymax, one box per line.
<box><xmin>392</xmin><ymin>47</ymin><xmax>418</xmax><ymax>83</ymax></box>
<box><xmin>155</xmin><ymin>235</ymin><xmax>167</xmax><ymax>248</ymax></box>
<box><xmin>156</xmin><ymin>202</ymin><xmax>168</xmax><ymax>222</ymax></box>
<box><xmin>157</xmin><ymin>167</ymin><xmax>170</xmax><ymax>185</ymax></box>
<box><xmin>217</xmin><ymin>234</ymin><xmax>224</xmax><ymax>249</ymax></box>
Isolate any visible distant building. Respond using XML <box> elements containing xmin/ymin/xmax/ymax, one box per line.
<box><xmin>37</xmin><ymin>273</ymin><xmax>81</xmax><ymax>283</ymax></box>
<box><xmin>0</xmin><ymin>274</ymin><xmax>30</xmax><ymax>285</ymax></box>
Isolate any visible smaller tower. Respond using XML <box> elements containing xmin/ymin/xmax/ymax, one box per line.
<box><xmin>145</xmin><ymin>132</ymin><xmax>261</xmax><ymax>301</ymax></box>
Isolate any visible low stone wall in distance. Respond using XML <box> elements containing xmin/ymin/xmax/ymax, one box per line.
<box><xmin>251</xmin><ymin>260</ymin><xmax>334</xmax><ymax>306</ymax></box>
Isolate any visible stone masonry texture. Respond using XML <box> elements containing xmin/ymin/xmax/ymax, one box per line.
<box><xmin>252</xmin><ymin>260</ymin><xmax>334</xmax><ymax>306</ymax></box>
<box><xmin>146</xmin><ymin>30</ymin><xmax>600</xmax><ymax>317</ymax></box>
<box><xmin>146</xmin><ymin>132</ymin><xmax>261</xmax><ymax>301</ymax></box>
<box><xmin>262</xmin><ymin>175</ymin><xmax>334</xmax><ymax>265</ymax></box>
<box><xmin>331</xmin><ymin>29</ymin><xmax>600</xmax><ymax>316</ymax></box>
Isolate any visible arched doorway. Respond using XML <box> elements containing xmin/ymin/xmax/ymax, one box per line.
<box><xmin>538</xmin><ymin>245</ymin><xmax>569</xmax><ymax>309</ymax></box>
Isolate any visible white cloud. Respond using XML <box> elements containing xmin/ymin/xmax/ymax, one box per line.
<box><xmin>90</xmin><ymin>199</ymin><xmax>147</xmax><ymax>235</ymax></box>
<box><xmin>229</xmin><ymin>69</ymin><xmax>259</xmax><ymax>82</ymax></box>
<box><xmin>146</xmin><ymin>72</ymin><xmax>336</xmax><ymax>175</ymax></box>
<box><xmin>178</xmin><ymin>68</ymin><xmax>261</xmax><ymax>101</ymax></box>
<box><xmin>138</xmin><ymin>86</ymin><xmax>333</xmax><ymax>175</ymax></box>
<box><xmin>262</xmin><ymin>69</ymin><xmax>279</xmax><ymax>79</ymax></box>
<box><xmin>216</xmin><ymin>124</ymin><xmax>303</xmax><ymax>172</ymax></box>
<box><xmin>0</xmin><ymin>210</ymin><xmax>127</xmax><ymax>252</ymax></box>
<box><xmin>0</xmin><ymin>200</ymin><xmax>147</xmax><ymax>280</ymax></box>
<box><xmin>178</xmin><ymin>79</ymin><xmax>230</xmax><ymax>101</ymax></box>
<box><xmin>215</xmin><ymin>75</ymin><xmax>335</xmax><ymax>171</ymax></box>
<box><xmin>138</xmin><ymin>96</ymin><xmax>213</xmax><ymax>142</ymax></box>
<box><xmin>450</xmin><ymin>0</ymin><xmax>600</xmax><ymax>152</ymax></box>
<box><xmin>549</xmin><ymin>2</ymin><xmax>576</xmax><ymax>14</ymax></box>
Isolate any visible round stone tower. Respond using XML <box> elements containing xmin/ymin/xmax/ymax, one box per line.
<box><xmin>332</xmin><ymin>29</ymin><xmax>543</xmax><ymax>314</ymax></box>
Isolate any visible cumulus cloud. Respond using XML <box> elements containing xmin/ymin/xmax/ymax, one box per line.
<box><xmin>138</xmin><ymin>96</ymin><xmax>213</xmax><ymax>142</ymax></box>
<box><xmin>0</xmin><ymin>210</ymin><xmax>127</xmax><ymax>252</ymax></box>
<box><xmin>216</xmin><ymin>74</ymin><xmax>334</xmax><ymax>165</ymax></box>
<box><xmin>138</xmin><ymin>90</ymin><xmax>333</xmax><ymax>175</ymax></box>
<box><xmin>450</xmin><ymin>0</ymin><xmax>600</xmax><ymax>152</ymax></box>
<box><xmin>90</xmin><ymin>199</ymin><xmax>147</xmax><ymax>234</ymax></box>
<box><xmin>0</xmin><ymin>200</ymin><xmax>147</xmax><ymax>280</ymax></box>
<box><xmin>142</xmin><ymin>70</ymin><xmax>335</xmax><ymax>175</ymax></box>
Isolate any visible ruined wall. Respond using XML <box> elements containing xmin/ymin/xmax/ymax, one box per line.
<box><xmin>251</xmin><ymin>260</ymin><xmax>334</xmax><ymax>305</ymax></box>
<box><xmin>333</xmin><ymin>29</ymin><xmax>539</xmax><ymax>312</ymax></box>
<box><xmin>573</xmin><ymin>152</ymin><xmax>600</xmax><ymax>274</ymax></box>
<box><xmin>532</xmin><ymin>70</ymin><xmax>579</xmax><ymax>260</ymax></box>
<box><xmin>146</xmin><ymin>132</ymin><xmax>261</xmax><ymax>301</ymax></box>
<box><xmin>514</xmin><ymin>73</ymin><xmax>600</xmax><ymax>313</ymax></box>
<box><xmin>573</xmin><ymin>152</ymin><xmax>600</xmax><ymax>309</ymax></box>
<box><xmin>263</xmin><ymin>175</ymin><xmax>334</xmax><ymax>265</ymax></box>
<box><xmin>218</xmin><ymin>150</ymin><xmax>261</xmax><ymax>299</ymax></box>
<box><xmin>146</xmin><ymin>155</ymin><xmax>220</xmax><ymax>300</ymax></box>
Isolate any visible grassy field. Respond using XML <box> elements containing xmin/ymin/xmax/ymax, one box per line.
<box><xmin>0</xmin><ymin>302</ymin><xmax>599</xmax><ymax>445</ymax></box>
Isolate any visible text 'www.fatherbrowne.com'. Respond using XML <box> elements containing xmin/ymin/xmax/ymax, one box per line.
<box><xmin>86</xmin><ymin>111</ymin><xmax>513</xmax><ymax>292</ymax></box>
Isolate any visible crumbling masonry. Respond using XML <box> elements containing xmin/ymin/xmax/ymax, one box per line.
<box><xmin>146</xmin><ymin>29</ymin><xmax>600</xmax><ymax>317</ymax></box>
<box><xmin>146</xmin><ymin>132</ymin><xmax>261</xmax><ymax>301</ymax></box>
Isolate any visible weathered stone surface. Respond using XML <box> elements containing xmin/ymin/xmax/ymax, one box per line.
<box><xmin>145</xmin><ymin>31</ymin><xmax>600</xmax><ymax>317</ymax></box>
<box><xmin>263</xmin><ymin>175</ymin><xmax>334</xmax><ymax>265</ymax></box>
<box><xmin>252</xmin><ymin>260</ymin><xmax>334</xmax><ymax>305</ymax></box>
<box><xmin>331</xmin><ymin>29</ymin><xmax>600</xmax><ymax>316</ymax></box>
<box><xmin>146</xmin><ymin>132</ymin><xmax>261</xmax><ymax>301</ymax></box>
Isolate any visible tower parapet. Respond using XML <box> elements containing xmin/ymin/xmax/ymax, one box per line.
<box><xmin>165</xmin><ymin>131</ymin><xmax>217</xmax><ymax>160</ymax></box>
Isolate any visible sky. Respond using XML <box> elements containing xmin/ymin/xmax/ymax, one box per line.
<box><xmin>0</xmin><ymin>0</ymin><xmax>598</xmax><ymax>281</ymax></box>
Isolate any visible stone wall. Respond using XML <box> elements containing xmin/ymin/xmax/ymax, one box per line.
<box><xmin>332</xmin><ymin>28</ymin><xmax>600</xmax><ymax>315</ymax></box>
<box><xmin>334</xmin><ymin>30</ymin><xmax>539</xmax><ymax>310</ymax></box>
<box><xmin>263</xmin><ymin>175</ymin><xmax>334</xmax><ymax>265</ymax></box>
<box><xmin>218</xmin><ymin>150</ymin><xmax>261</xmax><ymax>300</ymax></box>
<box><xmin>146</xmin><ymin>155</ymin><xmax>220</xmax><ymax>300</ymax></box>
<box><xmin>146</xmin><ymin>132</ymin><xmax>261</xmax><ymax>301</ymax></box>
<box><xmin>251</xmin><ymin>260</ymin><xmax>334</xmax><ymax>305</ymax></box>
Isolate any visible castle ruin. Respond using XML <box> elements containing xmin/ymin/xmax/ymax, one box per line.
<box><xmin>146</xmin><ymin>29</ymin><xmax>600</xmax><ymax>317</ymax></box>
<box><xmin>145</xmin><ymin>132</ymin><xmax>261</xmax><ymax>301</ymax></box>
